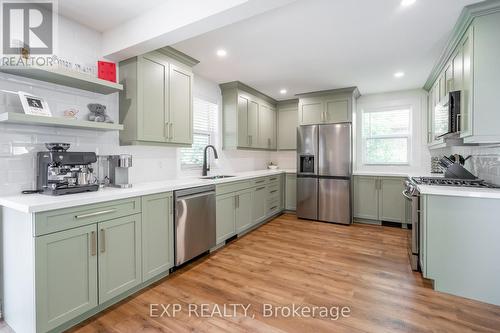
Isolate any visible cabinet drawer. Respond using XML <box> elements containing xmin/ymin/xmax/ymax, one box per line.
<box><xmin>35</xmin><ymin>197</ymin><xmax>141</xmax><ymax>236</ymax></box>
<box><xmin>268</xmin><ymin>175</ymin><xmax>280</xmax><ymax>183</ymax></box>
<box><xmin>252</xmin><ymin>177</ymin><xmax>268</xmax><ymax>186</ymax></box>
<box><xmin>216</xmin><ymin>181</ymin><xmax>251</xmax><ymax>196</ymax></box>
<box><xmin>267</xmin><ymin>198</ymin><xmax>280</xmax><ymax>214</ymax></box>
<box><xmin>268</xmin><ymin>184</ymin><xmax>280</xmax><ymax>195</ymax></box>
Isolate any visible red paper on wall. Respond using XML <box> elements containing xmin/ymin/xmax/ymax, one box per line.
<box><xmin>98</xmin><ymin>61</ymin><xmax>117</xmax><ymax>83</ymax></box>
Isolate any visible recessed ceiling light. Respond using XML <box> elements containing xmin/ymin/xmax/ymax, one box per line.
<box><xmin>280</xmin><ymin>89</ymin><xmax>287</xmax><ymax>94</ymax></box>
<box><xmin>401</xmin><ymin>0</ymin><xmax>416</xmax><ymax>7</ymax></box>
<box><xmin>394</xmin><ymin>71</ymin><xmax>405</xmax><ymax>78</ymax></box>
<box><xmin>216</xmin><ymin>49</ymin><xmax>227</xmax><ymax>57</ymax></box>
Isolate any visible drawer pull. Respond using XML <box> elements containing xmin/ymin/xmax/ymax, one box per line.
<box><xmin>270</xmin><ymin>177</ymin><xmax>277</xmax><ymax>181</ymax></box>
<box><xmin>270</xmin><ymin>206</ymin><xmax>278</xmax><ymax>210</ymax></box>
<box><xmin>75</xmin><ymin>209</ymin><xmax>116</xmax><ymax>220</ymax></box>
<box><xmin>255</xmin><ymin>179</ymin><xmax>266</xmax><ymax>184</ymax></box>
<box><xmin>270</xmin><ymin>190</ymin><xmax>278</xmax><ymax>194</ymax></box>
<box><xmin>90</xmin><ymin>231</ymin><xmax>97</xmax><ymax>256</ymax></box>
<box><xmin>100</xmin><ymin>229</ymin><xmax>106</xmax><ymax>253</ymax></box>
<box><xmin>256</xmin><ymin>186</ymin><xmax>266</xmax><ymax>191</ymax></box>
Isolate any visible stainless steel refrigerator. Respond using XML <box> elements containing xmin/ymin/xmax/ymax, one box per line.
<box><xmin>296</xmin><ymin>123</ymin><xmax>352</xmax><ymax>225</ymax></box>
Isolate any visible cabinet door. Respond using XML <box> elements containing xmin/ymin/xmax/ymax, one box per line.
<box><xmin>253</xmin><ymin>185</ymin><xmax>268</xmax><ymax>223</ymax></box>
<box><xmin>325</xmin><ymin>98</ymin><xmax>349</xmax><ymax>123</ymax></box>
<box><xmin>98</xmin><ymin>214</ymin><xmax>142</xmax><ymax>303</ymax></box>
<box><xmin>285</xmin><ymin>174</ymin><xmax>297</xmax><ymax>210</ymax></box>
<box><xmin>235</xmin><ymin>189</ymin><xmax>253</xmax><ymax>233</ymax></box>
<box><xmin>138</xmin><ymin>54</ymin><xmax>168</xmax><ymax>142</ymax></box>
<box><xmin>248</xmin><ymin>100</ymin><xmax>259</xmax><ymax>147</ymax></box>
<box><xmin>169</xmin><ymin>64</ymin><xmax>193</xmax><ymax>145</ymax></box>
<box><xmin>444</xmin><ymin>62</ymin><xmax>453</xmax><ymax>95</ymax></box>
<box><xmin>460</xmin><ymin>25</ymin><xmax>474</xmax><ymax>138</ymax></box>
<box><xmin>299</xmin><ymin>101</ymin><xmax>323</xmax><ymax>125</ymax></box>
<box><xmin>452</xmin><ymin>49</ymin><xmax>463</xmax><ymax>91</ymax></box>
<box><xmin>438</xmin><ymin>73</ymin><xmax>446</xmax><ymax>102</ymax></box>
<box><xmin>237</xmin><ymin>96</ymin><xmax>250</xmax><ymax>147</ymax></box>
<box><xmin>278</xmin><ymin>107</ymin><xmax>297</xmax><ymax>150</ymax></box>
<box><xmin>35</xmin><ymin>224</ymin><xmax>98</xmax><ymax>333</ymax></box>
<box><xmin>216</xmin><ymin>193</ymin><xmax>236</xmax><ymax>244</ymax></box>
<box><xmin>259</xmin><ymin>104</ymin><xmax>276</xmax><ymax>149</ymax></box>
<box><xmin>353</xmin><ymin>176</ymin><xmax>379</xmax><ymax>220</ymax></box>
<box><xmin>141</xmin><ymin>193</ymin><xmax>174</xmax><ymax>282</ymax></box>
<box><xmin>379</xmin><ymin>178</ymin><xmax>405</xmax><ymax>223</ymax></box>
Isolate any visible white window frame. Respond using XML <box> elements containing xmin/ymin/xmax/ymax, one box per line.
<box><xmin>180</xmin><ymin>98</ymin><xmax>219</xmax><ymax>170</ymax></box>
<box><xmin>361</xmin><ymin>105</ymin><xmax>412</xmax><ymax>166</ymax></box>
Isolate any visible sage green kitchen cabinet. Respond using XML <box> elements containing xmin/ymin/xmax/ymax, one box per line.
<box><xmin>378</xmin><ymin>178</ymin><xmax>406</xmax><ymax>223</ymax></box>
<box><xmin>141</xmin><ymin>192</ymin><xmax>174</xmax><ymax>281</ymax></box>
<box><xmin>216</xmin><ymin>192</ymin><xmax>237</xmax><ymax>244</ymax></box>
<box><xmin>353</xmin><ymin>176</ymin><xmax>405</xmax><ymax>223</ymax></box>
<box><xmin>98</xmin><ymin>214</ymin><xmax>142</xmax><ymax>303</ymax></box>
<box><xmin>460</xmin><ymin>25</ymin><xmax>473</xmax><ymax>138</ymax></box>
<box><xmin>221</xmin><ymin>81</ymin><xmax>277</xmax><ymax>150</ymax></box>
<box><xmin>297</xmin><ymin>87</ymin><xmax>359</xmax><ymax>125</ymax></box>
<box><xmin>35</xmin><ymin>224</ymin><xmax>98</xmax><ymax>333</ymax></box>
<box><xmin>259</xmin><ymin>103</ymin><xmax>277</xmax><ymax>149</ymax></box>
<box><xmin>277</xmin><ymin>100</ymin><xmax>298</xmax><ymax>150</ymax></box>
<box><xmin>353</xmin><ymin>176</ymin><xmax>379</xmax><ymax>221</ymax></box>
<box><xmin>235</xmin><ymin>189</ymin><xmax>253</xmax><ymax>233</ymax></box>
<box><xmin>285</xmin><ymin>173</ymin><xmax>297</xmax><ymax>210</ymax></box>
<box><xmin>119</xmin><ymin>47</ymin><xmax>197</xmax><ymax>146</ymax></box>
<box><xmin>252</xmin><ymin>184</ymin><xmax>268</xmax><ymax>224</ymax></box>
<box><xmin>168</xmin><ymin>64</ymin><xmax>193</xmax><ymax>145</ymax></box>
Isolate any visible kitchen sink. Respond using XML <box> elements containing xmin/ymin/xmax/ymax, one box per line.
<box><xmin>199</xmin><ymin>175</ymin><xmax>236</xmax><ymax>180</ymax></box>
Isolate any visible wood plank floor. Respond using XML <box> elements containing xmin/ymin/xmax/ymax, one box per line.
<box><xmin>68</xmin><ymin>214</ymin><xmax>500</xmax><ymax>333</ymax></box>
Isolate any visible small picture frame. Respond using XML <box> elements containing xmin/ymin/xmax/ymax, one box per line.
<box><xmin>18</xmin><ymin>91</ymin><xmax>52</xmax><ymax>117</ymax></box>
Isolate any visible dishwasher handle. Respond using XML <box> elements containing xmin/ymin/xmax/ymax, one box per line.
<box><xmin>176</xmin><ymin>191</ymin><xmax>215</xmax><ymax>201</ymax></box>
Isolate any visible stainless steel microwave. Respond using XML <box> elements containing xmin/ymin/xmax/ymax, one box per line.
<box><xmin>434</xmin><ymin>90</ymin><xmax>461</xmax><ymax>139</ymax></box>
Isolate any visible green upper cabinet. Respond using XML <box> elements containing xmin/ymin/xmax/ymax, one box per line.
<box><xmin>119</xmin><ymin>47</ymin><xmax>198</xmax><ymax>146</ymax></box>
<box><xmin>98</xmin><ymin>214</ymin><xmax>142</xmax><ymax>303</ymax></box>
<box><xmin>425</xmin><ymin>9</ymin><xmax>500</xmax><ymax>144</ymax></box>
<box><xmin>35</xmin><ymin>224</ymin><xmax>98</xmax><ymax>333</ymax></box>
<box><xmin>221</xmin><ymin>81</ymin><xmax>277</xmax><ymax>151</ymax></box>
<box><xmin>141</xmin><ymin>192</ymin><xmax>174</xmax><ymax>281</ymax></box>
<box><xmin>277</xmin><ymin>100</ymin><xmax>298</xmax><ymax>150</ymax></box>
<box><xmin>297</xmin><ymin>87</ymin><xmax>359</xmax><ymax>126</ymax></box>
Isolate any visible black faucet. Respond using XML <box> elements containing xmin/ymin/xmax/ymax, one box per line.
<box><xmin>202</xmin><ymin>145</ymin><xmax>218</xmax><ymax>176</ymax></box>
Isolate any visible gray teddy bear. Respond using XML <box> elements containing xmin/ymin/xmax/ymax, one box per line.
<box><xmin>87</xmin><ymin>103</ymin><xmax>114</xmax><ymax>123</ymax></box>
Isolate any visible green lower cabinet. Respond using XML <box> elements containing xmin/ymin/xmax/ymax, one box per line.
<box><xmin>353</xmin><ymin>176</ymin><xmax>405</xmax><ymax>223</ymax></box>
<box><xmin>252</xmin><ymin>185</ymin><xmax>268</xmax><ymax>224</ymax></box>
<box><xmin>353</xmin><ymin>176</ymin><xmax>379</xmax><ymax>220</ymax></box>
<box><xmin>35</xmin><ymin>224</ymin><xmax>98</xmax><ymax>333</ymax></box>
<box><xmin>379</xmin><ymin>178</ymin><xmax>405</xmax><ymax>222</ymax></box>
<box><xmin>235</xmin><ymin>189</ymin><xmax>253</xmax><ymax>233</ymax></box>
<box><xmin>141</xmin><ymin>192</ymin><xmax>174</xmax><ymax>281</ymax></box>
<box><xmin>98</xmin><ymin>214</ymin><xmax>142</xmax><ymax>303</ymax></box>
<box><xmin>216</xmin><ymin>193</ymin><xmax>237</xmax><ymax>244</ymax></box>
<box><xmin>285</xmin><ymin>174</ymin><xmax>296</xmax><ymax>210</ymax></box>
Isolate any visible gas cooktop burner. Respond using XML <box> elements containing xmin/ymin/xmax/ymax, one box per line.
<box><xmin>412</xmin><ymin>177</ymin><xmax>500</xmax><ymax>188</ymax></box>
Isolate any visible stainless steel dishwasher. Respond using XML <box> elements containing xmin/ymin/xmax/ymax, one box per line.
<box><xmin>174</xmin><ymin>185</ymin><xmax>216</xmax><ymax>266</ymax></box>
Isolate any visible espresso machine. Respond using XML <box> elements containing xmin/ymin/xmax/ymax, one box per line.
<box><xmin>34</xmin><ymin>143</ymin><xmax>99</xmax><ymax>195</ymax></box>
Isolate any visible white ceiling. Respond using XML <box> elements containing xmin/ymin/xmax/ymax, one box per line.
<box><xmin>172</xmin><ymin>0</ymin><xmax>481</xmax><ymax>99</ymax></box>
<box><xmin>58</xmin><ymin>0</ymin><xmax>166</xmax><ymax>32</ymax></box>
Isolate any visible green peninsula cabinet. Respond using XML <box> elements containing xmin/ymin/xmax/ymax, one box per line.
<box><xmin>425</xmin><ymin>6</ymin><xmax>500</xmax><ymax>145</ymax></box>
<box><xmin>119</xmin><ymin>47</ymin><xmax>198</xmax><ymax>146</ymax></box>
<box><xmin>221</xmin><ymin>81</ymin><xmax>277</xmax><ymax>150</ymax></box>
<box><xmin>353</xmin><ymin>175</ymin><xmax>406</xmax><ymax>224</ymax></box>
<box><xmin>297</xmin><ymin>87</ymin><xmax>359</xmax><ymax>125</ymax></box>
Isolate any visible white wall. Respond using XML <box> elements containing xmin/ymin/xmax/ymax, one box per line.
<box><xmin>354</xmin><ymin>89</ymin><xmax>431</xmax><ymax>174</ymax></box>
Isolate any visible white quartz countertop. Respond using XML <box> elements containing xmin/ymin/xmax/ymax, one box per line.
<box><xmin>0</xmin><ymin>169</ymin><xmax>295</xmax><ymax>214</ymax></box>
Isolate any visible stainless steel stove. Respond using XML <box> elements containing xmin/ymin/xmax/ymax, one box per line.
<box><xmin>411</xmin><ymin>177</ymin><xmax>500</xmax><ymax>188</ymax></box>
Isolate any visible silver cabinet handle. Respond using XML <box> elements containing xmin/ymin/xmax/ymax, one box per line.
<box><xmin>256</xmin><ymin>186</ymin><xmax>266</xmax><ymax>191</ymax></box>
<box><xmin>269</xmin><ymin>206</ymin><xmax>278</xmax><ymax>211</ymax></box>
<box><xmin>255</xmin><ymin>179</ymin><xmax>266</xmax><ymax>184</ymax></box>
<box><xmin>100</xmin><ymin>229</ymin><xmax>106</xmax><ymax>253</ymax></box>
<box><xmin>90</xmin><ymin>231</ymin><xmax>97</xmax><ymax>256</ymax></box>
<box><xmin>75</xmin><ymin>209</ymin><xmax>116</xmax><ymax>219</ymax></box>
<box><xmin>235</xmin><ymin>195</ymin><xmax>239</xmax><ymax>208</ymax></box>
<box><xmin>169</xmin><ymin>123</ymin><xmax>173</xmax><ymax>140</ymax></box>
<box><xmin>165</xmin><ymin>122</ymin><xmax>169</xmax><ymax>139</ymax></box>
<box><xmin>270</xmin><ymin>190</ymin><xmax>278</xmax><ymax>194</ymax></box>
<box><xmin>249</xmin><ymin>135</ymin><xmax>252</xmax><ymax>146</ymax></box>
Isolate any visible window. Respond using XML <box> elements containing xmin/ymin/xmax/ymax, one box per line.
<box><xmin>180</xmin><ymin>98</ymin><xmax>218</xmax><ymax>169</ymax></box>
<box><xmin>361</xmin><ymin>107</ymin><xmax>411</xmax><ymax>165</ymax></box>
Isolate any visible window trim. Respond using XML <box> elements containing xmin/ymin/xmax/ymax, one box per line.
<box><xmin>361</xmin><ymin>105</ymin><xmax>412</xmax><ymax>166</ymax></box>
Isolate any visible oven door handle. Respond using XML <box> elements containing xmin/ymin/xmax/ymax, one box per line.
<box><xmin>402</xmin><ymin>190</ymin><xmax>413</xmax><ymax>200</ymax></box>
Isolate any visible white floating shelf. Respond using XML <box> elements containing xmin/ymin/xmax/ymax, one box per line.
<box><xmin>0</xmin><ymin>112</ymin><xmax>124</xmax><ymax>131</ymax></box>
<box><xmin>0</xmin><ymin>66</ymin><xmax>123</xmax><ymax>95</ymax></box>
